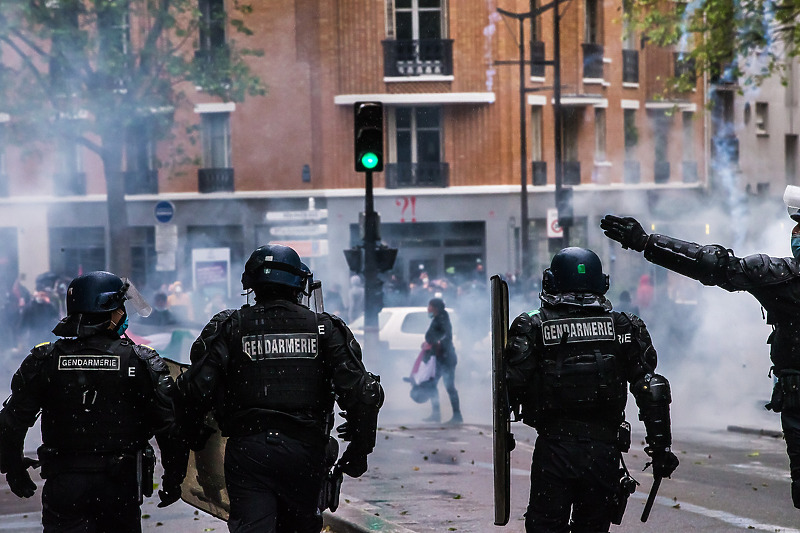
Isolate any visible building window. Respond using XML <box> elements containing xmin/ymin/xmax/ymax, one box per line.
<box><xmin>202</xmin><ymin>112</ymin><xmax>231</xmax><ymax>168</ymax></box>
<box><xmin>755</xmin><ymin>102</ymin><xmax>769</xmax><ymax>136</ymax></box>
<box><xmin>394</xmin><ymin>106</ymin><xmax>442</xmax><ymax>165</ymax></box>
<box><xmin>624</xmin><ymin>109</ymin><xmax>638</xmax><ymax>156</ymax></box>
<box><xmin>198</xmin><ymin>0</ymin><xmax>226</xmax><ymax>54</ymax></box>
<box><xmin>395</xmin><ymin>0</ymin><xmax>443</xmax><ymax>41</ymax></box>
<box><xmin>585</xmin><ymin>0</ymin><xmax>601</xmax><ymax>44</ymax></box>
<box><xmin>682</xmin><ymin>112</ymin><xmax>695</xmax><ymax>160</ymax></box>
<box><xmin>126</xmin><ymin>118</ymin><xmax>157</xmax><ymax>173</ymax></box>
<box><xmin>594</xmin><ymin>108</ymin><xmax>606</xmax><ymax>161</ymax></box>
<box><xmin>531</xmin><ymin>106</ymin><xmax>543</xmax><ymax>161</ymax></box>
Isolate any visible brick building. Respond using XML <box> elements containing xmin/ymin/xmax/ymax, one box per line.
<box><xmin>0</xmin><ymin>0</ymin><xmax>707</xmax><ymax>305</ymax></box>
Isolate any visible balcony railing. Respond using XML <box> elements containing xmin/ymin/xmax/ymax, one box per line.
<box><xmin>0</xmin><ymin>173</ymin><xmax>7</xmax><ymax>197</ymax></box>
<box><xmin>682</xmin><ymin>160</ymin><xmax>698</xmax><ymax>183</ymax></box>
<box><xmin>382</xmin><ymin>39</ymin><xmax>454</xmax><ymax>77</ymax></box>
<box><xmin>385</xmin><ymin>162</ymin><xmax>449</xmax><ymax>188</ymax></box>
<box><xmin>54</xmin><ymin>172</ymin><xmax>86</xmax><ymax>196</ymax></box>
<box><xmin>624</xmin><ymin>160</ymin><xmax>640</xmax><ymax>183</ymax></box>
<box><xmin>622</xmin><ymin>49</ymin><xmax>639</xmax><ymax>83</ymax></box>
<box><xmin>674</xmin><ymin>52</ymin><xmax>697</xmax><ymax>85</ymax></box>
<box><xmin>198</xmin><ymin>167</ymin><xmax>234</xmax><ymax>193</ymax></box>
<box><xmin>530</xmin><ymin>41</ymin><xmax>545</xmax><ymax>78</ymax></box>
<box><xmin>532</xmin><ymin>160</ymin><xmax>547</xmax><ymax>185</ymax></box>
<box><xmin>563</xmin><ymin>161</ymin><xmax>581</xmax><ymax>185</ymax></box>
<box><xmin>654</xmin><ymin>161</ymin><xmax>670</xmax><ymax>183</ymax></box>
<box><xmin>582</xmin><ymin>43</ymin><xmax>604</xmax><ymax>79</ymax></box>
<box><xmin>123</xmin><ymin>170</ymin><xmax>159</xmax><ymax>195</ymax></box>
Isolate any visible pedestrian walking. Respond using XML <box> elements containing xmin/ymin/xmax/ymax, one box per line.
<box><xmin>422</xmin><ymin>297</ymin><xmax>462</xmax><ymax>425</ymax></box>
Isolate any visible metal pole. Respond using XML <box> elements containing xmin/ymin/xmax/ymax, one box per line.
<box><xmin>552</xmin><ymin>1</ymin><xmax>570</xmax><ymax>247</ymax></box>
<box><xmin>363</xmin><ymin>170</ymin><xmax>380</xmax><ymax>368</ymax></box>
<box><xmin>519</xmin><ymin>18</ymin><xmax>530</xmax><ymax>278</ymax></box>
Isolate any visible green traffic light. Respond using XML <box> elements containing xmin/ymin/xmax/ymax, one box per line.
<box><xmin>360</xmin><ymin>152</ymin><xmax>380</xmax><ymax>170</ymax></box>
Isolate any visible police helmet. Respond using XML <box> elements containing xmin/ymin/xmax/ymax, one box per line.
<box><xmin>542</xmin><ymin>247</ymin><xmax>609</xmax><ymax>295</ymax></box>
<box><xmin>241</xmin><ymin>244</ymin><xmax>310</xmax><ymax>291</ymax></box>
<box><xmin>65</xmin><ymin>271</ymin><xmax>128</xmax><ymax>315</ymax></box>
<box><xmin>784</xmin><ymin>185</ymin><xmax>800</xmax><ymax>222</ymax></box>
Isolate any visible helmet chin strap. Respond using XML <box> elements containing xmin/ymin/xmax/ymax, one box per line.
<box><xmin>108</xmin><ymin>308</ymin><xmax>125</xmax><ymax>331</ymax></box>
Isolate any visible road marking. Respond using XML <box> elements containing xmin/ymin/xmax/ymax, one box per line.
<box><xmin>0</xmin><ymin>512</ymin><xmax>41</xmax><ymax>531</ymax></box>
<box><xmin>629</xmin><ymin>493</ymin><xmax>800</xmax><ymax>532</ymax></box>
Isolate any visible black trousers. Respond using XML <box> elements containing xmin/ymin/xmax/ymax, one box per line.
<box><xmin>525</xmin><ymin>435</ymin><xmax>618</xmax><ymax>533</ymax></box>
<box><xmin>224</xmin><ymin>431</ymin><xmax>327</xmax><ymax>533</ymax></box>
<box><xmin>41</xmin><ymin>469</ymin><xmax>141</xmax><ymax>533</ymax></box>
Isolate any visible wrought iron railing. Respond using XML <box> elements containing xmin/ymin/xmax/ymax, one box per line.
<box><xmin>530</xmin><ymin>41</ymin><xmax>545</xmax><ymax>78</ymax></box>
<box><xmin>582</xmin><ymin>43</ymin><xmax>604</xmax><ymax>79</ymax></box>
<box><xmin>54</xmin><ymin>172</ymin><xmax>86</xmax><ymax>196</ymax></box>
<box><xmin>624</xmin><ymin>160</ymin><xmax>640</xmax><ymax>183</ymax></box>
<box><xmin>532</xmin><ymin>160</ymin><xmax>547</xmax><ymax>185</ymax></box>
<box><xmin>654</xmin><ymin>161</ymin><xmax>671</xmax><ymax>183</ymax></box>
<box><xmin>198</xmin><ymin>167</ymin><xmax>234</xmax><ymax>192</ymax></box>
<box><xmin>382</xmin><ymin>39</ymin><xmax>454</xmax><ymax>77</ymax></box>
<box><xmin>123</xmin><ymin>170</ymin><xmax>159</xmax><ymax>195</ymax></box>
<box><xmin>385</xmin><ymin>162</ymin><xmax>449</xmax><ymax>188</ymax></box>
<box><xmin>563</xmin><ymin>161</ymin><xmax>581</xmax><ymax>185</ymax></box>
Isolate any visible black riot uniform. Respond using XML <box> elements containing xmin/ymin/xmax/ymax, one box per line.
<box><xmin>175</xmin><ymin>244</ymin><xmax>384</xmax><ymax>533</ymax></box>
<box><xmin>0</xmin><ymin>271</ymin><xmax>188</xmax><ymax>533</ymax></box>
<box><xmin>601</xmin><ymin>213</ymin><xmax>800</xmax><ymax>509</ymax></box>
<box><xmin>506</xmin><ymin>248</ymin><xmax>679</xmax><ymax>532</ymax></box>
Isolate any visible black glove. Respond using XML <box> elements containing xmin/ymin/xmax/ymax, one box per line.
<box><xmin>336</xmin><ymin>412</ymin><xmax>354</xmax><ymax>442</ymax></box>
<box><xmin>600</xmin><ymin>215</ymin><xmax>649</xmax><ymax>252</ymax></box>
<box><xmin>157</xmin><ymin>482</ymin><xmax>182</xmax><ymax>508</ymax></box>
<box><xmin>647</xmin><ymin>448</ymin><xmax>679</xmax><ymax>479</ymax></box>
<box><xmin>338</xmin><ymin>446</ymin><xmax>369</xmax><ymax>478</ymax></box>
<box><xmin>6</xmin><ymin>468</ymin><xmax>36</xmax><ymax>498</ymax></box>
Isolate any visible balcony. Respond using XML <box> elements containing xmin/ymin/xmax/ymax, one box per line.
<box><xmin>682</xmin><ymin>160</ymin><xmax>698</xmax><ymax>183</ymax></box>
<box><xmin>123</xmin><ymin>170</ymin><xmax>159</xmax><ymax>195</ymax></box>
<box><xmin>54</xmin><ymin>172</ymin><xmax>86</xmax><ymax>196</ymax></box>
<box><xmin>198</xmin><ymin>167</ymin><xmax>234</xmax><ymax>193</ymax></box>
<box><xmin>530</xmin><ymin>41</ymin><xmax>545</xmax><ymax>78</ymax></box>
<box><xmin>385</xmin><ymin>162</ymin><xmax>449</xmax><ymax>188</ymax></box>
<box><xmin>622</xmin><ymin>49</ymin><xmax>639</xmax><ymax>84</ymax></box>
<box><xmin>624</xmin><ymin>160</ymin><xmax>640</xmax><ymax>183</ymax></box>
<box><xmin>0</xmin><ymin>174</ymin><xmax>7</xmax><ymax>197</ymax></box>
<box><xmin>674</xmin><ymin>52</ymin><xmax>697</xmax><ymax>85</ymax></box>
<box><xmin>654</xmin><ymin>161</ymin><xmax>670</xmax><ymax>183</ymax></box>
<box><xmin>382</xmin><ymin>39</ymin><xmax>454</xmax><ymax>77</ymax></box>
<box><xmin>582</xmin><ymin>43</ymin><xmax>604</xmax><ymax>79</ymax></box>
<box><xmin>563</xmin><ymin>161</ymin><xmax>581</xmax><ymax>185</ymax></box>
<box><xmin>532</xmin><ymin>160</ymin><xmax>547</xmax><ymax>185</ymax></box>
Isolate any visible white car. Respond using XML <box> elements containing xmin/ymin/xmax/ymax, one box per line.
<box><xmin>348</xmin><ymin>307</ymin><xmax>462</xmax><ymax>358</ymax></box>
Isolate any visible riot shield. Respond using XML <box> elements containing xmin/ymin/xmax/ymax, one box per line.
<box><xmin>491</xmin><ymin>275</ymin><xmax>513</xmax><ymax>526</ymax></box>
<box><xmin>163</xmin><ymin>358</ymin><xmax>230</xmax><ymax>521</ymax></box>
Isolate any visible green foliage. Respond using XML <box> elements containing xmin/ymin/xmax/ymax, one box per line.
<box><xmin>0</xmin><ymin>0</ymin><xmax>266</xmax><ymax>156</ymax></box>
<box><xmin>625</xmin><ymin>0</ymin><xmax>800</xmax><ymax>90</ymax></box>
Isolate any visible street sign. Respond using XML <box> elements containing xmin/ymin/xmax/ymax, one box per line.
<box><xmin>269</xmin><ymin>224</ymin><xmax>328</xmax><ymax>237</ymax></box>
<box><xmin>154</xmin><ymin>200</ymin><xmax>175</xmax><ymax>223</ymax></box>
<box><xmin>266</xmin><ymin>209</ymin><xmax>328</xmax><ymax>222</ymax></box>
<box><xmin>547</xmin><ymin>208</ymin><xmax>563</xmax><ymax>238</ymax></box>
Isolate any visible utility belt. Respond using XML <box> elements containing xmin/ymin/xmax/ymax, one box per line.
<box><xmin>766</xmin><ymin>368</ymin><xmax>800</xmax><ymax>413</ymax></box>
<box><xmin>38</xmin><ymin>444</ymin><xmax>155</xmax><ymax>503</ymax></box>
<box><xmin>537</xmin><ymin>418</ymin><xmax>626</xmax><ymax>448</ymax></box>
<box><xmin>224</xmin><ymin>414</ymin><xmax>329</xmax><ymax>446</ymax></box>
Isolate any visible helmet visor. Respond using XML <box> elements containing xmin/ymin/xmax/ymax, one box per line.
<box><xmin>120</xmin><ymin>278</ymin><xmax>153</xmax><ymax>317</ymax></box>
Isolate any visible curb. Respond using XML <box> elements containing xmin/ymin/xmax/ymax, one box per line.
<box><xmin>726</xmin><ymin>425</ymin><xmax>783</xmax><ymax>439</ymax></box>
<box><xmin>323</xmin><ymin>497</ymin><xmax>418</xmax><ymax>533</ymax></box>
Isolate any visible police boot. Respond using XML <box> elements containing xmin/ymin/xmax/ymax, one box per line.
<box><xmin>792</xmin><ymin>480</ymin><xmax>800</xmax><ymax>509</ymax></box>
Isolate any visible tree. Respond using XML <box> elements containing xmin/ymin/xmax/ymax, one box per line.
<box><xmin>0</xmin><ymin>0</ymin><xmax>265</xmax><ymax>277</ymax></box>
<box><xmin>625</xmin><ymin>0</ymin><xmax>799</xmax><ymax>91</ymax></box>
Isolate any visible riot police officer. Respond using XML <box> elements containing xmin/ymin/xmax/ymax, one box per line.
<box><xmin>174</xmin><ymin>244</ymin><xmax>384</xmax><ymax>533</ymax></box>
<box><xmin>602</xmin><ymin>207</ymin><xmax>800</xmax><ymax>509</ymax></box>
<box><xmin>506</xmin><ymin>248</ymin><xmax>679</xmax><ymax>531</ymax></box>
<box><xmin>0</xmin><ymin>271</ymin><xmax>188</xmax><ymax>532</ymax></box>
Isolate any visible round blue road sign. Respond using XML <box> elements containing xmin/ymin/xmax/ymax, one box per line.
<box><xmin>154</xmin><ymin>201</ymin><xmax>175</xmax><ymax>223</ymax></box>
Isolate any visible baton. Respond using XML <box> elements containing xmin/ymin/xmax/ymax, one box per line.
<box><xmin>640</xmin><ymin>474</ymin><xmax>662</xmax><ymax>522</ymax></box>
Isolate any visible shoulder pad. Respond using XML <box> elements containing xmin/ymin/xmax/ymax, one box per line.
<box><xmin>510</xmin><ymin>313</ymin><xmax>536</xmax><ymax>336</ymax></box>
<box><xmin>619</xmin><ymin>311</ymin><xmax>645</xmax><ymax>328</ymax></box>
<box><xmin>31</xmin><ymin>342</ymin><xmax>53</xmax><ymax>359</ymax></box>
<box><xmin>132</xmin><ymin>344</ymin><xmax>168</xmax><ymax>373</ymax></box>
<box><xmin>729</xmin><ymin>254</ymin><xmax>800</xmax><ymax>288</ymax></box>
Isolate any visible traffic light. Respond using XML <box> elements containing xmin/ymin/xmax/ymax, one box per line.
<box><xmin>354</xmin><ymin>102</ymin><xmax>384</xmax><ymax>172</ymax></box>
